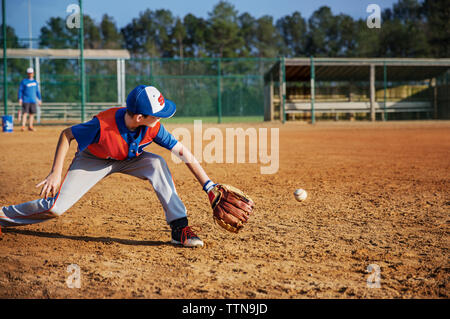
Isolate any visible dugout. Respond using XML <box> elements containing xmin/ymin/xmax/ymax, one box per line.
<box><xmin>264</xmin><ymin>58</ymin><xmax>450</xmax><ymax>122</ymax></box>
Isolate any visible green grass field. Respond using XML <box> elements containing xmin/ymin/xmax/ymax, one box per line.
<box><xmin>12</xmin><ymin>115</ymin><xmax>264</xmax><ymax>127</ymax></box>
<box><xmin>161</xmin><ymin>115</ymin><xmax>264</xmax><ymax>124</ymax></box>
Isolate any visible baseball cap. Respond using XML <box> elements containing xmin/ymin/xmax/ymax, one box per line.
<box><xmin>126</xmin><ymin>85</ymin><xmax>176</xmax><ymax>118</ymax></box>
<box><xmin>27</xmin><ymin>67</ymin><xmax>34</xmax><ymax>73</ymax></box>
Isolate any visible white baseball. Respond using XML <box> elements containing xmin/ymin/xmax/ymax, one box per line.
<box><xmin>294</xmin><ymin>189</ymin><xmax>307</xmax><ymax>202</ymax></box>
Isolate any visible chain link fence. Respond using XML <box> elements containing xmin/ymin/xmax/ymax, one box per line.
<box><xmin>1</xmin><ymin>56</ymin><xmax>278</xmax><ymax>123</ymax></box>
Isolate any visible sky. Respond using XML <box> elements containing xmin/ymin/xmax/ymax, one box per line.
<box><xmin>5</xmin><ymin>0</ymin><xmax>399</xmax><ymax>41</ymax></box>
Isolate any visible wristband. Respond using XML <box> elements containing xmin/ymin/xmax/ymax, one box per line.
<box><xmin>202</xmin><ymin>180</ymin><xmax>216</xmax><ymax>193</ymax></box>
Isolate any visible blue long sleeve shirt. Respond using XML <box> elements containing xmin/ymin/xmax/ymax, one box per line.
<box><xmin>18</xmin><ymin>78</ymin><xmax>41</xmax><ymax>103</ymax></box>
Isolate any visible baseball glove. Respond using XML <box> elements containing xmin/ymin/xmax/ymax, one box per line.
<box><xmin>207</xmin><ymin>183</ymin><xmax>254</xmax><ymax>233</ymax></box>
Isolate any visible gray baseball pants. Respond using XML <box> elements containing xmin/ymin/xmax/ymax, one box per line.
<box><xmin>0</xmin><ymin>149</ymin><xmax>187</xmax><ymax>227</ymax></box>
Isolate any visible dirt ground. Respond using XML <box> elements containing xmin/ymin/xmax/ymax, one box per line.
<box><xmin>0</xmin><ymin>120</ymin><xmax>448</xmax><ymax>299</ymax></box>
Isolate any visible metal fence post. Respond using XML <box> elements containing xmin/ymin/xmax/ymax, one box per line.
<box><xmin>79</xmin><ymin>0</ymin><xmax>86</xmax><ymax>122</ymax></box>
<box><xmin>370</xmin><ymin>64</ymin><xmax>376</xmax><ymax>122</ymax></box>
<box><xmin>278</xmin><ymin>57</ymin><xmax>284</xmax><ymax>123</ymax></box>
<box><xmin>121</xmin><ymin>59</ymin><xmax>126</xmax><ymax>106</ymax></box>
<box><xmin>34</xmin><ymin>57</ymin><xmax>41</xmax><ymax>123</ymax></box>
<box><xmin>2</xmin><ymin>0</ymin><xmax>7</xmax><ymax>116</ymax></box>
<box><xmin>310</xmin><ymin>56</ymin><xmax>315</xmax><ymax>124</ymax></box>
<box><xmin>432</xmin><ymin>78</ymin><xmax>437</xmax><ymax>119</ymax></box>
<box><xmin>282</xmin><ymin>56</ymin><xmax>286</xmax><ymax>124</ymax></box>
<box><xmin>116</xmin><ymin>58</ymin><xmax>121</xmax><ymax>105</ymax></box>
<box><xmin>217</xmin><ymin>57</ymin><xmax>222</xmax><ymax>124</ymax></box>
<box><xmin>383</xmin><ymin>61</ymin><xmax>387</xmax><ymax>121</ymax></box>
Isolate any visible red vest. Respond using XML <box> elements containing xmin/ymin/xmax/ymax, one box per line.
<box><xmin>87</xmin><ymin>107</ymin><xmax>160</xmax><ymax>160</ymax></box>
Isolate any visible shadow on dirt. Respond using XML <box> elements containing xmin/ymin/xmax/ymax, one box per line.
<box><xmin>3</xmin><ymin>228</ymin><xmax>172</xmax><ymax>247</ymax></box>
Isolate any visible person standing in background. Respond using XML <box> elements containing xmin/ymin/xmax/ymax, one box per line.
<box><xmin>18</xmin><ymin>67</ymin><xmax>42</xmax><ymax>131</ymax></box>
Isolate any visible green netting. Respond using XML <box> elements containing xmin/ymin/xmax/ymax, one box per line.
<box><xmin>0</xmin><ymin>57</ymin><xmax>278</xmax><ymax>122</ymax></box>
<box><xmin>125</xmin><ymin>58</ymin><xmax>277</xmax><ymax>121</ymax></box>
<box><xmin>3</xmin><ymin>56</ymin><xmax>443</xmax><ymax>122</ymax></box>
<box><xmin>126</xmin><ymin>59</ymin><xmax>218</xmax><ymax>118</ymax></box>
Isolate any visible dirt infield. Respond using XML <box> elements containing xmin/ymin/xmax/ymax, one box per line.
<box><xmin>0</xmin><ymin>120</ymin><xmax>449</xmax><ymax>299</ymax></box>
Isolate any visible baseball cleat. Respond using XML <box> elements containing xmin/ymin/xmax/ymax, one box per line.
<box><xmin>171</xmin><ymin>225</ymin><xmax>204</xmax><ymax>248</ymax></box>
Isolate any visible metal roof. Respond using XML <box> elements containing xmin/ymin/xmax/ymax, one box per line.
<box><xmin>1</xmin><ymin>48</ymin><xmax>130</xmax><ymax>60</ymax></box>
<box><xmin>267</xmin><ymin>58</ymin><xmax>450</xmax><ymax>82</ymax></box>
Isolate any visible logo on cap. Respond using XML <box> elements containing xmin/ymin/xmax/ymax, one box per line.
<box><xmin>158</xmin><ymin>94</ymin><xmax>165</xmax><ymax>106</ymax></box>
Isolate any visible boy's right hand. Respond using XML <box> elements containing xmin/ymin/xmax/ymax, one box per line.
<box><xmin>36</xmin><ymin>172</ymin><xmax>62</xmax><ymax>199</ymax></box>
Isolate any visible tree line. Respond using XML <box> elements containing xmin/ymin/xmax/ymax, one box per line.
<box><xmin>3</xmin><ymin>0</ymin><xmax>450</xmax><ymax>58</ymax></box>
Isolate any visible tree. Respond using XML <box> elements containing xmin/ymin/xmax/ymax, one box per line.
<box><xmin>379</xmin><ymin>0</ymin><xmax>429</xmax><ymax>57</ymax></box>
<box><xmin>171</xmin><ymin>18</ymin><xmax>186</xmax><ymax>58</ymax></box>
<box><xmin>39</xmin><ymin>15</ymin><xmax>103</xmax><ymax>50</ymax></box>
<box><xmin>39</xmin><ymin>15</ymin><xmax>118</xmax><ymax>102</ymax></box>
<box><xmin>353</xmin><ymin>18</ymin><xmax>382</xmax><ymax>57</ymax></box>
<box><xmin>121</xmin><ymin>9</ymin><xmax>161</xmax><ymax>57</ymax></box>
<box><xmin>254</xmin><ymin>15</ymin><xmax>283</xmax><ymax>57</ymax></box>
<box><xmin>183</xmin><ymin>13</ymin><xmax>208</xmax><ymax>57</ymax></box>
<box><xmin>391</xmin><ymin>0</ymin><xmax>424</xmax><ymax>21</ymax></box>
<box><xmin>121</xmin><ymin>9</ymin><xmax>175</xmax><ymax>57</ymax></box>
<box><xmin>34</xmin><ymin>0</ymin><xmax>446</xmax><ymax>61</ymax></box>
<box><xmin>335</xmin><ymin>14</ymin><xmax>358</xmax><ymax>56</ymax></box>
<box><xmin>38</xmin><ymin>17</ymin><xmax>79</xmax><ymax>78</ymax></box>
<box><xmin>83</xmin><ymin>15</ymin><xmax>101</xmax><ymax>49</ymax></box>
<box><xmin>276</xmin><ymin>12</ymin><xmax>307</xmax><ymax>57</ymax></box>
<box><xmin>100</xmin><ymin>14</ymin><xmax>123</xmax><ymax>49</ymax></box>
<box><xmin>0</xmin><ymin>23</ymin><xmax>24</xmax><ymax>71</ymax></box>
<box><xmin>1</xmin><ymin>23</ymin><xmax>22</xmax><ymax>49</ymax></box>
<box><xmin>153</xmin><ymin>9</ymin><xmax>175</xmax><ymax>57</ymax></box>
<box><xmin>305</xmin><ymin>6</ymin><xmax>340</xmax><ymax>56</ymax></box>
<box><xmin>423</xmin><ymin>0</ymin><xmax>450</xmax><ymax>57</ymax></box>
<box><xmin>39</xmin><ymin>17</ymin><xmax>78</xmax><ymax>49</ymax></box>
<box><xmin>206</xmin><ymin>1</ymin><xmax>243</xmax><ymax>57</ymax></box>
<box><xmin>1</xmin><ymin>24</ymin><xmax>27</xmax><ymax>102</ymax></box>
<box><xmin>38</xmin><ymin>17</ymin><xmax>79</xmax><ymax>101</ymax></box>
<box><xmin>237</xmin><ymin>12</ymin><xmax>257</xmax><ymax>57</ymax></box>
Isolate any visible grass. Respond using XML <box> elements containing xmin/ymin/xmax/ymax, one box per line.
<box><xmin>16</xmin><ymin>115</ymin><xmax>264</xmax><ymax>127</ymax></box>
<box><xmin>161</xmin><ymin>116</ymin><xmax>264</xmax><ymax>124</ymax></box>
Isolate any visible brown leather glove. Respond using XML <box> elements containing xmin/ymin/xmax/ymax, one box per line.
<box><xmin>206</xmin><ymin>183</ymin><xmax>255</xmax><ymax>233</ymax></box>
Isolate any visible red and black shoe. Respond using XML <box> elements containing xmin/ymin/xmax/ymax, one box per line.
<box><xmin>170</xmin><ymin>217</ymin><xmax>204</xmax><ymax>248</ymax></box>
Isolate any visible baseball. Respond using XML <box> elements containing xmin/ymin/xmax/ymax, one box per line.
<box><xmin>294</xmin><ymin>189</ymin><xmax>307</xmax><ymax>202</ymax></box>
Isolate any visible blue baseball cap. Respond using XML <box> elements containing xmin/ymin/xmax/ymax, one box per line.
<box><xmin>126</xmin><ymin>85</ymin><xmax>176</xmax><ymax>118</ymax></box>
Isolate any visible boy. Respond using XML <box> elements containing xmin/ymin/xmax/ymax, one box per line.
<box><xmin>18</xmin><ymin>67</ymin><xmax>42</xmax><ymax>131</ymax></box>
<box><xmin>1</xmin><ymin>85</ymin><xmax>219</xmax><ymax>247</ymax></box>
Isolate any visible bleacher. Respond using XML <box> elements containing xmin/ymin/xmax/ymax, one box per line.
<box><xmin>1</xmin><ymin>102</ymin><xmax>120</xmax><ymax>122</ymax></box>
<box><xmin>284</xmin><ymin>101</ymin><xmax>432</xmax><ymax>114</ymax></box>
